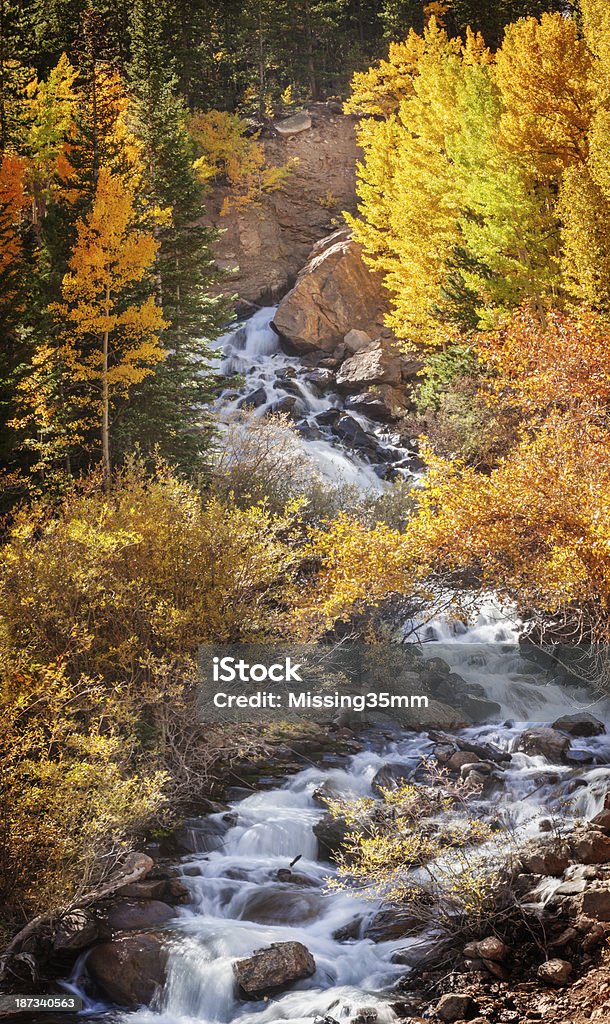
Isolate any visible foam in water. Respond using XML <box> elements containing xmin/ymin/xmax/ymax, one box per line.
<box><xmin>63</xmin><ymin>324</ymin><xmax>610</xmax><ymax>1021</ymax></box>
<box><xmin>210</xmin><ymin>307</ymin><xmax>416</xmax><ymax>493</ymax></box>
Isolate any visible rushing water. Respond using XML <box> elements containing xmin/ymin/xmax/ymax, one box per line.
<box><xmin>72</xmin><ymin>611</ymin><xmax>609</xmax><ymax>1024</ymax></box>
<box><xmin>67</xmin><ymin>315</ymin><xmax>610</xmax><ymax>1022</ymax></box>
<box><xmin>210</xmin><ymin>307</ymin><xmax>417</xmax><ymax>492</ymax></box>
<box><xmin>67</xmin><ymin>614</ymin><xmax>610</xmax><ymax>1023</ymax></box>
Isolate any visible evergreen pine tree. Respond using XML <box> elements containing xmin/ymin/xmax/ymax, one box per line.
<box><xmin>121</xmin><ymin>0</ymin><xmax>230</xmax><ymax>474</ymax></box>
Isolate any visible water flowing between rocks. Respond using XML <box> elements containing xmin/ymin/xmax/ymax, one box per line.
<box><xmin>66</xmin><ymin>312</ymin><xmax>610</xmax><ymax>1023</ymax></box>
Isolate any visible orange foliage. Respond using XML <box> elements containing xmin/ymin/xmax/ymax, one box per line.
<box><xmin>476</xmin><ymin>308</ymin><xmax>610</xmax><ymax>414</ymax></box>
<box><xmin>408</xmin><ymin>415</ymin><xmax>610</xmax><ymax>631</ymax></box>
<box><xmin>0</xmin><ymin>154</ymin><xmax>28</xmax><ymax>296</ymax></box>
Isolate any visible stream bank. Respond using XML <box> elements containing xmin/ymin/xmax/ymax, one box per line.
<box><xmin>11</xmin><ymin>615</ymin><xmax>610</xmax><ymax>1024</ymax></box>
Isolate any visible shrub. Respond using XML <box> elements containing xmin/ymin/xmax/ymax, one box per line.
<box><xmin>212</xmin><ymin>410</ymin><xmax>359</xmax><ymax>520</ymax></box>
<box><xmin>0</xmin><ymin>460</ymin><xmax>303</xmax><ymax>925</ymax></box>
<box><xmin>325</xmin><ymin>773</ymin><xmax>501</xmax><ymax>934</ymax></box>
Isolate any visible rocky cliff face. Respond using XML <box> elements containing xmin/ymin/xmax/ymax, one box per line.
<box><xmin>203</xmin><ymin>104</ymin><xmax>360</xmax><ymax>308</ymax></box>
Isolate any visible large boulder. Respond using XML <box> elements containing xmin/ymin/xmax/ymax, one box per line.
<box><xmin>87</xmin><ymin>933</ymin><xmax>167</xmax><ymax>1007</ymax></box>
<box><xmin>573</xmin><ymin>829</ymin><xmax>610</xmax><ymax>865</ymax></box>
<box><xmin>103</xmin><ymin>900</ymin><xmax>175</xmax><ymax>933</ymax></box>
<box><xmin>582</xmin><ymin>883</ymin><xmax>610</xmax><ymax>920</ymax></box>
<box><xmin>552</xmin><ymin>713</ymin><xmax>606</xmax><ymax>737</ymax></box>
<box><xmin>371</xmin><ymin>762</ymin><xmax>413</xmax><ymax>794</ymax></box>
<box><xmin>274</xmin><ymin>112</ymin><xmax>312</xmax><ymax>136</ymax></box>
<box><xmin>517</xmin><ymin>727</ymin><xmax>570</xmax><ymax>762</ymax></box>
<box><xmin>314</xmin><ymin>812</ymin><xmax>348</xmax><ymax>862</ymax></box>
<box><xmin>521</xmin><ymin>838</ymin><xmax>571</xmax><ymax>877</ymax></box>
<box><xmin>344</xmin><ymin>386</ymin><xmax>406</xmax><ymax>422</ymax></box>
<box><xmin>335</xmin><ymin>342</ymin><xmax>402</xmax><ymax>392</ymax></box>
<box><xmin>233</xmin><ymin>941</ymin><xmax>315</xmax><ymax>997</ymax></box>
<box><xmin>436</xmin><ymin>993</ymin><xmax>476</xmax><ymax>1022</ymax></box>
<box><xmin>273</xmin><ymin>230</ymin><xmax>388</xmax><ymax>355</ymax></box>
<box><xmin>117</xmin><ymin>879</ymin><xmax>171</xmax><ymax>901</ymax></box>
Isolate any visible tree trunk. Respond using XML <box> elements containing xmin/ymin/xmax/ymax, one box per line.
<box><xmin>303</xmin><ymin>0</ymin><xmax>317</xmax><ymax>101</ymax></box>
<box><xmin>257</xmin><ymin>11</ymin><xmax>266</xmax><ymax>120</ymax></box>
<box><xmin>0</xmin><ymin>0</ymin><xmax>7</xmax><ymax>153</ymax></box>
<box><xmin>101</xmin><ymin>284</ymin><xmax>111</xmax><ymax>490</ymax></box>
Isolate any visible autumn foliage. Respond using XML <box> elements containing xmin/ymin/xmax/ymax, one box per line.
<box><xmin>0</xmin><ymin>461</ymin><xmax>303</xmax><ymax>922</ymax></box>
<box><xmin>0</xmin><ymin>154</ymin><xmax>28</xmax><ymax>314</ymax></box>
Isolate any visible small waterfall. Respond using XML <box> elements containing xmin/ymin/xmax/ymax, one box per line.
<box><xmin>65</xmin><ymin>317</ymin><xmax>610</xmax><ymax>1023</ymax></box>
<box><xmin>210</xmin><ymin>307</ymin><xmax>417</xmax><ymax>493</ymax></box>
<box><xmin>63</xmin><ymin>604</ymin><xmax>610</xmax><ymax>1023</ymax></box>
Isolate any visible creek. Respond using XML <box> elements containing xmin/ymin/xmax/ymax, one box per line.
<box><xmin>66</xmin><ymin>313</ymin><xmax>610</xmax><ymax>1023</ymax></box>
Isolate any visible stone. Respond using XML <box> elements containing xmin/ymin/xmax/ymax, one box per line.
<box><xmin>333</xmin><ymin>413</ymin><xmax>373</xmax><ymax>449</ymax></box>
<box><xmin>460</xmin><ymin>760</ymin><xmax>495</xmax><ymax>778</ymax></box>
<box><xmin>592</xmin><ymin>809</ymin><xmax>610</xmax><ymax>832</ymax></box>
<box><xmin>344</xmin><ymin>386</ymin><xmax>406</xmax><ymax>422</ymax></box>
<box><xmin>233</xmin><ymin>941</ymin><xmax>315</xmax><ymax>997</ymax></box>
<box><xmin>52</xmin><ymin>910</ymin><xmax>98</xmax><ymax>952</ymax></box>
<box><xmin>270</xmin><ymin>395</ymin><xmax>299</xmax><ymax>416</ymax></box>
<box><xmin>304</xmin><ymin>367</ymin><xmax>335</xmax><ymax>389</ymax></box>
<box><xmin>521</xmin><ymin>839</ymin><xmax>571</xmax><ymax>876</ymax></box>
<box><xmin>316</xmin><ymin>407</ymin><xmax>341</xmax><ymax>426</ymax></box>
<box><xmin>401</xmin><ymin>699</ymin><xmax>469</xmax><ymax>730</ymax></box>
<box><xmin>517</xmin><ymin>727</ymin><xmax>570</xmax><ymax>762</ymax></box>
<box><xmin>363</xmin><ymin>907</ymin><xmax>421</xmax><ymax>942</ymax></box>
<box><xmin>314</xmin><ymin>813</ymin><xmax>348</xmax><ymax>861</ymax></box>
<box><xmin>582</xmin><ymin>883</ymin><xmax>610</xmax><ymax>920</ymax></box>
<box><xmin>349</xmin><ymin>1010</ymin><xmax>377</xmax><ymax>1024</ymax></box>
<box><xmin>371</xmin><ymin>762</ymin><xmax>413</xmax><ymax>794</ymax></box>
<box><xmin>436</xmin><ymin>992</ymin><xmax>476</xmax><ymax>1021</ymax></box>
<box><xmin>104</xmin><ymin>900</ymin><xmax>175</xmax><ymax>933</ymax></box>
<box><xmin>117</xmin><ymin>879</ymin><xmax>169</xmax><ymax>900</ymax></box>
<box><xmin>553</xmin><ymin>879</ymin><xmax>587</xmax><ymax>897</ymax></box>
<box><xmin>166</xmin><ymin>878</ymin><xmax>190</xmax><ymax>902</ymax></box>
<box><xmin>118</xmin><ymin>852</ymin><xmax>155</xmax><ymax>880</ymax></box>
<box><xmin>336</xmin><ymin>343</ymin><xmax>402</xmax><ymax>392</ymax></box>
<box><xmin>275</xmin><ymin>868</ymin><xmax>317</xmax><ymax>887</ymax></box>
<box><xmin>537</xmin><ymin>958</ymin><xmax>572</xmax><ymax>985</ymax></box>
<box><xmin>88</xmin><ymin>933</ymin><xmax>167</xmax><ymax>1007</ymax></box>
<box><xmin>273</xmin><ymin>230</ymin><xmax>388</xmax><ymax>354</ymax></box>
<box><xmin>274</xmin><ymin>111</ymin><xmax>312</xmax><ymax>136</ymax></box>
<box><xmin>344</xmin><ymin>328</ymin><xmax>373</xmax><ymax>353</ymax></box>
<box><xmin>573</xmin><ymin>830</ymin><xmax>610</xmax><ymax>864</ymax></box>
<box><xmin>463</xmin><ymin>936</ymin><xmax>509</xmax><ymax>962</ymax></box>
<box><xmin>237</xmin><ymin>386</ymin><xmax>267</xmax><ymax>409</ymax></box>
<box><xmin>333</xmin><ymin>917</ymin><xmax>362</xmax><ymax>941</ymax></box>
<box><xmin>551</xmin><ymin>713</ymin><xmax>606</xmax><ymax>737</ymax></box>
<box><xmin>426</xmin><ymin>657</ymin><xmax>451</xmax><ymax>676</ymax></box>
<box><xmin>238</xmin><ymin>887</ymin><xmax>322</xmax><ymax>926</ymax></box>
<box><xmin>447</xmin><ymin>751</ymin><xmax>481</xmax><ymax>772</ymax></box>
<box><xmin>460</xmin><ymin>694</ymin><xmax>502</xmax><ymax>723</ymax></box>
